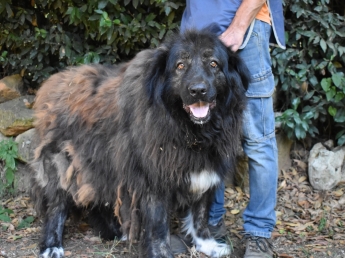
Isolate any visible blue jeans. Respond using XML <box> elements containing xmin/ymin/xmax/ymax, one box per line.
<box><xmin>209</xmin><ymin>20</ymin><xmax>278</xmax><ymax>238</ymax></box>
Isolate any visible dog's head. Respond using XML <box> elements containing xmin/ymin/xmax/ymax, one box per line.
<box><xmin>145</xmin><ymin>29</ymin><xmax>249</xmax><ymax>125</ymax></box>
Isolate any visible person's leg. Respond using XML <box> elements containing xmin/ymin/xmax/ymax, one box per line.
<box><xmin>208</xmin><ymin>182</ymin><xmax>226</xmax><ymax>226</ymax></box>
<box><xmin>238</xmin><ymin>19</ymin><xmax>278</xmax><ymax>237</ymax></box>
<box><xmin>206</xmin><ymin>19</ymin><xmax>278</xmax><ymax>240</ymax></box>
<box><xmin>238</xmin><ymin>19</ymin><xmax>278</xmax><ymax>258</ymax></box>
<box><xmin>241</xmin><ymin>96</ymin><xmax>278</xmax><ymax>238</ymax></box>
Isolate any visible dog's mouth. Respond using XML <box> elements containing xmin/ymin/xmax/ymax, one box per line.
<box><xmin>183</xmin><ymin>100</ymin><xmax>216</xmax><ymax>125</ymax></box>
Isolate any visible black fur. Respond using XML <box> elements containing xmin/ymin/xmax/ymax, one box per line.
<box><xmin>30</xmin><ymin>29</ymin><xmax>249</xmax><ymax>258</ymax></box>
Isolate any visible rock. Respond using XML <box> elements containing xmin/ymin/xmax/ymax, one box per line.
<box><xmin>276</xmin><ymin>130</ymin><xmax>293</xmax><ymax>172</ymax></box>
<box><xmin>0</xmin><ymin>132</ymin><xmax>8</xmax><ymax>142</ymax></box>
<box><xmin>275</xmin><ymin>112</ymin><xmax>294</xmax><ymax>172</ymax></box>
<box><xmin>0</xmin><ymin>74</ymin><xmax>24</xmax><ymax>103</ymax></box>
<box><xmin>0</xmin><ymin>95</ymin><xmax>35</xmax><ymax>136</ymax></box>
<box><xmin>13</xmin><ymin>162</ymin><xmax>31</xmax><ymax>194</ymax></box>
<box><xmin>308</xmin><ymin>141</ymin><xmax>345</xmax><ymax>190</ymax></box>
<box><xmin>15</xmin><ymin>128</ymin><xmax>38</xmax><ymax>163</ymax></box>
<box><xmin>234</xmin><ymin>153</ymin><xmax>249</xmax><ymax>193</ymax></box>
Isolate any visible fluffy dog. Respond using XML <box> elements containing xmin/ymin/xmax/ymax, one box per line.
<box><xmin>30</xmin><ymin>29</ymin><xmax>249</xmax><ymax>258</ymax></box>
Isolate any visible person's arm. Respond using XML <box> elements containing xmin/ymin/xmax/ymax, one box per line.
<box><xmin>219</xmin><ymin>0</ymin><xmax>266</xmax><ymax>52</ymax></box>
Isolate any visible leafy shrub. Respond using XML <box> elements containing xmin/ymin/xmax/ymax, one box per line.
<box><xmin>0</xmin><ymin>0</ymin><xmax>184</xmax><ymax>88</ymax></box>
<box><xmin>0</xmin><ymin>205</ymin><xmax>13</xmax><ymax>223</ymax></box>
<box><xmin>0</xmin><ymin>138</ymin><xmax>18</xmax><ymax>196</ymax></box>
<box><xmin>272</xmin><ymin>0</ymin><xmax>345</xmax><ymax>145</ymax></box>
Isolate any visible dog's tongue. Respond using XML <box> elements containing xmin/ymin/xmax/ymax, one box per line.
<box><xmin>188</xmin><ymin>102</ymin><xmax>210</xmax><ymax>118</ymax></box>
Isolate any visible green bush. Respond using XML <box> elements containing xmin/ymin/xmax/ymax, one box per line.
<box><xmin>0</xmin><ymin>138</ymin><xmax>18</xmax><ymax>196</ymax></box>
<box><xmin>0</xmin><ymin>0</ymin><xmax>184</xmax><ymax>87</ymax></box>
<box><xmin>272</xmin><ymin>0</ymin><xmax>345</xmax><ymax>145</ymax></box>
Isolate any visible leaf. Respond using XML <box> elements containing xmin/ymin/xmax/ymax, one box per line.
<box><xmin>5</xmin><ymin>3</ymin><xmax>13</xmax><ymax>18</ymax></box>
<box><xmin>332</xmin><ymin>73</ymin><xmax>342</xmax><ymax>87</ymax></box>
<box><xmin>334</xmin><ymin>108</ymin><xmax>345</xmax><ymax>123</ymax></box>
<box><xmin>320</xmin><ymin>78</ymin><xmax>331</xmax><ymax>91</ymax></box>
<box><xmin>98</xmin><ymin>1</ymin><xmax>108</xmax><ymax>9</ymax></box>
<box><xmin>298</xmin><ymin>176</ymin><xmax>307</xmax><ymax>183</ymax></box>
<box><xmin>0</xmin><ymin>214</ymin><xmax>11</xmax><ymax>222</ymax></box>
<box><xmin>337</xmin><ymin>135</ymin><xmax>345</xmax><ymax>146</ymax></box>
<box><xmin>320</xmin><ymin>39</ymin><xmax>327</xmax><ymax>52</ymax></box>
<box><xmin>7</xmin><ymin>234</ymin><xmax>23</xmax><ymax>241</ymax></box>
<box><xmin>295</xmin><ymin>124</ymin><xmax>306</xmax><ymax>139</ymax></box>
<box><xmin>291</xmin><ymin>97</ymin><xmax>301</xmax><ymax>110</ymax></box>
<box><xmin>328</xmin><ymin>106</ymin><xmax>337</xmax><ymax>117</ymax></box>
<box><xmin>132</xmin><ymin>0</ymin><xmax>139</xmax><ymax>8</ymax></box>
<box><xmin>334</xmin><ymin>92</ymin><xmax>344</xmax><ymax>102</ymax></box>
<box><xmin>230</xmin><ymin>209</ymin><xmax>240</xmax><ymax>215</ymax></box>
<box><xmin>332</xmin><ymin>189</ymin><xmax>343</xmax><ymax>197</ymax></box>
<box><xmin>17</xmin><ymin>216</ymin><xmax>35</xmax><ymax>229</ymax></box>
<box><xmin>5</xmin><ymin>168</ymin><xmax>15</xmax><ymax>185</ymax></box>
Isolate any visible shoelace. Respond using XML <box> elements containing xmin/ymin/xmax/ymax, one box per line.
<box><xmin>241</xmin><ymin>233</ymin><xmax>279</xmax><ymax>257</ymax></box>
<box><xmin>242</xmin><ymin>233</ymin><xmax>273</xmax><ymax>253</ymax></box>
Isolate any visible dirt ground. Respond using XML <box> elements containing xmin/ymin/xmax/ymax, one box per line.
<box><xmin>1</xmin><ymin>144</ymin><xmax>345</xmax><ymax>258</ymax></box>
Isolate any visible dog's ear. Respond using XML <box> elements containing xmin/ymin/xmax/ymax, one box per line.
<box><xmin>227</xmin><ymin>51</ymin><xmax>250</xmax><ymax>91</ymax></box>
<box><xmin>144</xmin><ymin>46</ymin><xmax>169</xmax><ymax>106</ymax></box>
<box><xmin>222</xmin><ymin>50</ymin><xmax>250</xmax><ymax>109</ymax></box>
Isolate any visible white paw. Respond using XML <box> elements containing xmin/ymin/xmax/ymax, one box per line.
<box><xmin>195</xmin><ymin>238</ymin><xmax>230</xmax><ymax>258</ymax></box>
<box><xmin>40</xmin><ymin>247</ymin><xmax>64</xmax><ymax>258</ymax></box>
<box><xmin>120</xmin><ymin>234</ymin><xmax>128</xmax><ymax>241</ymax></box>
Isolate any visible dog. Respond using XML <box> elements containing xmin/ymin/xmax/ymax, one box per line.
<box><xmin>30</xmin><ymin>29</ymin><xmax>249</xmax><ymax>258</ymax></box>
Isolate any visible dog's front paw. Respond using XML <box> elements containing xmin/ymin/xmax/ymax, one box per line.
<box><xmin>195</xmin><ymin>238</ymin><xmax>230</xmax><ymax>258</ymax></box>
<box><xmin>39</xmin><ymin>247</ymin><xmax>64</xmax><ymax>258</ymax></box>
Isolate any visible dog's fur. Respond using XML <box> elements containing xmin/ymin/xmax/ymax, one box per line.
<box><xmin>30</xmin><ymin>29</ymin><xmax>249</xmax><ymax>258</ymax></box>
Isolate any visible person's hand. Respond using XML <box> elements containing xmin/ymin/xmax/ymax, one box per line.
<box><xmin>218</xmin><ymin>0</ymin><xmax>266</xmax><ymax>52</ymax></box>
<box><xmin>219</xmin><ymin>27</ymin><xmax>245</xmax><ymax>52</ymax></box>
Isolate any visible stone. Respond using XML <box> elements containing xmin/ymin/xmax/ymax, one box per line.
<box><xmin>308</xmin><ymin>141</ymin><xmax>345</xmax><ymax>190</ymax></box>
<box><xmin>15</xmin><ymin>128</ymin><xmax>38</xmax><ymax>163</ymax></box>
<box><xmin>13</xmin><ymin>162</ymin><xmax>31</xmax><ymax>194</ymax></box>
<box><xmin>0</xmin><ymin>95</ymin><xmax>35</xmax><ymax>136</ymax></box>
<box><xmin>276</xmin><ymin>130</ymin><xmax>293</xmax><ymax>172</ymax></box>
<box><xmin>234</xmin><ymin>153</ymin><xmax>249</xmax><ymax>193</ymax></box>
<box><xmin>0</xmin><ymin>74</ymin><xmax>24</xmax><ymax>103</ymax></box>
<box><xmin>0</xmin><ymin>132</ymin><xmax>8</xmax><ymax>142</ymax></box>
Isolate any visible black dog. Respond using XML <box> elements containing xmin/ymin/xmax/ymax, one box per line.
<box><xmin>30</xmin><ymin>29</ymin><xmax>249</xmax><ymax>258</ymax></box>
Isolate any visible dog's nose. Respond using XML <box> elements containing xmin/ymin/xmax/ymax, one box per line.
<box><xmin>189</xmin><ymin>83</ymin><xmax>207</xmax><ymax>97</ymax></box>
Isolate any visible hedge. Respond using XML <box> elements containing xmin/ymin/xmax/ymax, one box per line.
<box><xmin>0</xmin><ymin>0</ymin><xmax>184</xmax><ymax>86</ymax></box>
<box><xmin>1</xmin><ymin>0</ymin><xmax>345</xmax><ymax>145</ymax></box>
<box><xmin>273</xmin><ymin>0</ymin><xmax>345</xmax><ymax>145</ymax></box>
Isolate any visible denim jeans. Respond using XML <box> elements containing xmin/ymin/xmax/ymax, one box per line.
<box><xmin>209</xmin><ymin>20</ymin><xmax>278</xmax><ymax>238</ymax></box>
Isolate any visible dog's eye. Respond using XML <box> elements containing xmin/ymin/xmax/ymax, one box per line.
<box><xmin>177</xmin><ymin>63</ymin><xmax>185</xmax><ymax>70</ymax></box>
<box><xmin>210</xmin><ymin>61</ymin><xmax>218</xmax><ymax>68</ymax></box>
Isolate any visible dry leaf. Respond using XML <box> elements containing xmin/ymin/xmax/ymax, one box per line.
<box><xmin>279</xmin><ymin>254</ymin><xmax>295</xmax><ymax>258</ymax></box>
<box><xmin>332</xmin><ymin>189</ymin><xmax>343</xmax><ymax>197</ymax></box>
<box><xmin>293</xmin><ymin>159</ymin><xmax>307</xmax><ymax>171</ymax></box>
<box><xmin>7</xmin><ymin>234</ymin><xmax>23</xmax><ymax>241</ymax></box>
<box><xmin>230</xmin><ymin>209</ymin><xmax>240</xmax><ymax>215</ymax></box>
<box><xmin>20</xmin><ymin>243</ymin><xmax>37</xmax><ymax>250</ymax></box>
<box><xmin>85</xmin><ymin>236</ymin><xmax>101</xmax><ymax>243</ymax></box>
<box><xmin>278</xmin><ymin>180</ymin><xmax>287</xmax><ymax>191</ymax></box>
<box><xmin>284</xmin><ymin>222</ymin><xmax>300</xmax><ymax>227</ymax></box>
<box><xmin>298</xmin><ymin>176</ymin><xmax>307</xmax><ymax>183</ymax></box>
